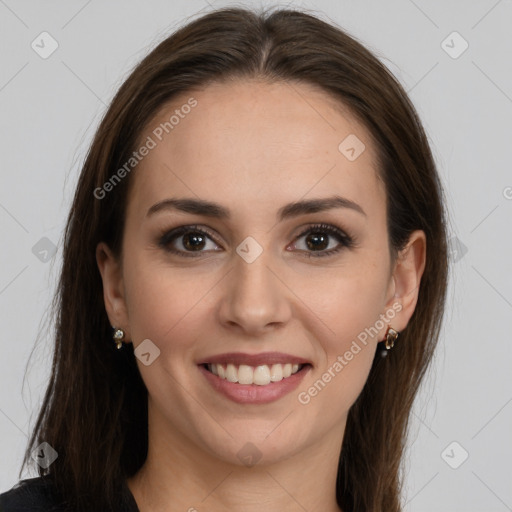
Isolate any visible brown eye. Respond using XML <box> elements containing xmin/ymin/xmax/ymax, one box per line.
<box><xmin>159</xmin><ymin>225</ymin><xmax>221</xmax><ymax>257</ymax></box>
<box><xmin>158</xmin><ymin>223</ymin><xmax>355</xmax><ymax>259</ymax></box>
<box><xmin>292</xmin><ymin>223</ymin><xmax>355</xmax><ymax>258</ymax></box>
<box><xmin>181</xmin><ymin>231</ymin><xmax>207</xmax><ymax>251</ymax></box>
<box><xmin>304</xmin><ymin>232</ymin><xmax>329</xmax><ymax>251</ymax></box>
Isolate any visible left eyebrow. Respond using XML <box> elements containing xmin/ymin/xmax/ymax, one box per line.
<box><xmin>146</xmin><ymin>194</ymin><xmax>367</xmax><ymax>220</ymax></box>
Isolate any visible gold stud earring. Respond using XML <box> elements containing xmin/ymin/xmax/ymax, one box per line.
<box><xmin>112</xmin><ymin>327</ymin><xmax>125</xmax><ymax>349</ymax></box>
<box><xmin>384</xmin><ymin>326</ymin><xmax>399</xmax><ymax>350</ymax></box>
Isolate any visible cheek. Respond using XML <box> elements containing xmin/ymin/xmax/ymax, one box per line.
<box><xmin>293</xmin><ymin>259</ymin><xmax>389</xmax><ymax>345</ymax></box>
<box><xmin>294</xmin><ymin>261</ymin><xmax>387</xmax><ymax>406</ymax></box>
<box><xmin>299</xmin><ymin>343</ymin><xmax>375</xmax><ymax>421</ymax></box>
<box><xmin>122</xmin><ymin>252</ymin><xmax>221</xmax><ymax>353</ymax></box>
<box><xmin>296</xmin><ymin>273</ymin><xmax>384</xmax><ymax>414</ymax></box>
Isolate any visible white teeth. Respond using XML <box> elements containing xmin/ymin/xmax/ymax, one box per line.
<box><xmin>206</xmin><ymin>362</ymin><xmax>303</xmax><ymax>385</ymax></box>
<box><xmin>238</xmin><ymin>365</ymin><xmax>253</xmax><ymax>385</ymax></box>
<box><xmin>226</xmin><ymin>363</ymin><xmax>238</xmax><ymax>383</ymax></box>
<box><xmin>253</xmin><ymin>365</ymin><xmax>271</xmax><ymax>385</ymax></box>
<box><xmin>270</xmin><ymin>364</ymin><xmax>282</xmax><ymax>382</ymax></box>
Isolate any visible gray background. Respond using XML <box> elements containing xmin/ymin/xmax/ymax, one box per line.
<box><xmin>1</xmin><ymin>0</ymin><xmax>511</xmax><ymax>510</ymax></box>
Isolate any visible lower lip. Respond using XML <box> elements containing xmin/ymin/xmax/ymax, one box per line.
<box><xmin>198</xmin><ymin>364</ymin><xmax>311</xmax><ymax>404</ymax></box>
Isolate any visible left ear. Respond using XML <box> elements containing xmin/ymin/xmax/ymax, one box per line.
<box><xmin>384</xmin><ymin>229</ymin><xmax>427</xmax><ymax>332</ymax></box>
<box><xmin>96</xmin><ymin>241</ymin><xmax>131</xmax><ymax>342</ymax></box>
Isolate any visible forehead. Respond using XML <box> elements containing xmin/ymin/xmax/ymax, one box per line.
<box><xmin>127</xmin><ymin>79</ymin><xmax>384</xmax><ymax>222</ymax></box>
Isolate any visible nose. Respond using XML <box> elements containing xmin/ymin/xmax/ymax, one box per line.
<box><xmin>217</xmin><ymin>246</ymin><xmax>292</xmax><ymax>336</ymax></box>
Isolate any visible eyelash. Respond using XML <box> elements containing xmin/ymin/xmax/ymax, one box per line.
<box><xmin>158</xmin><ymin>223</ymin><xmax>356</xmax><ymax>259</ymax></box>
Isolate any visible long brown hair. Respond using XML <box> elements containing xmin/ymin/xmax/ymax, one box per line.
<box><xmin>21</xmin><ymin>6</ymin><xmax>449</xmax><ymax>511</ymax></box>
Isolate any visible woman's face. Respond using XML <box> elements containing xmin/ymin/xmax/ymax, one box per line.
<box><xmin>97</xmin><ymin>79</ymin><xmax>425</xmax><ymax>467</ymax></box>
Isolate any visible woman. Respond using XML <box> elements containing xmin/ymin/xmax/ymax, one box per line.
<box><xmin>0</xmin><ymin>6</ymin><xmax>448</xmax><ymax>512</ymax></box>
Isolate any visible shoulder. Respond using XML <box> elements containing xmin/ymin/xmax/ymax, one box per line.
<box><xmin>0</xmin><ymin>476</ymin><xmax>66</xmax><ymax>512</ymax></box>
<box><xmin>0</xmin><ymin>476</ymin><xmax>140</xmax><ymax>512</ymax></box>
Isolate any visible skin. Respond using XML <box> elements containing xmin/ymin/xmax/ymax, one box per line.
<box><xmin>96</xmin><ymin>79</ymin><xmax>426</xmax><ymax>512</ymax></box>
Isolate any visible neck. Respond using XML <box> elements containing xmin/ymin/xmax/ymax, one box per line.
<box><xmin>127</xmin><ymin>409</ymin><xmax>344</xmax><ymax>512</ymax></box>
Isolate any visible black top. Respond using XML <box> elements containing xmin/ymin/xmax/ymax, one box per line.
<box><xmin>0</xmin><ymin>476</ymin><xmax>140</xmax><ymax>512</ymax></box>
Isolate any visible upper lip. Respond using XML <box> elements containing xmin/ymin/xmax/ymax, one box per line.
<box><xmin>197</xmin><ymin>351</ymin><xmax>312</xmax><ymax>367</ymax></box>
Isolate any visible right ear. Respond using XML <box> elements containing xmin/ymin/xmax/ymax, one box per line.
<box><xmin>96</xmin><ymin>242</ymin><xmax>130</xmax><ymax>341</ymax></box>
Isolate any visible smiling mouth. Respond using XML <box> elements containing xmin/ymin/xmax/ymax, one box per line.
<box><xmin>202</xmin><ymin>362</ymin><xmax>309</xmax><ymax>386</ymax></box>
